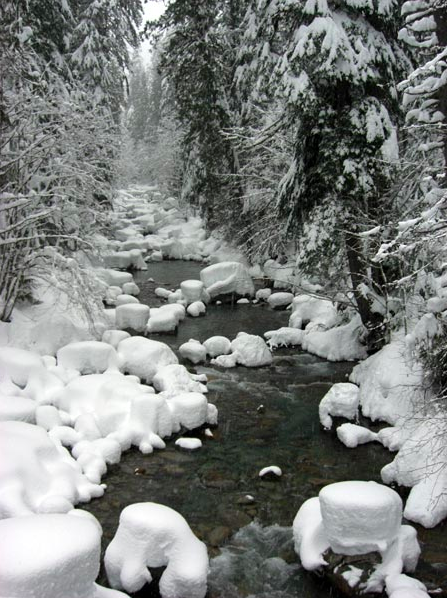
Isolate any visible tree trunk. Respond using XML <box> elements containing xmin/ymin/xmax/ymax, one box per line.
<box><xmin>433</xmin><ymin>1</ymin><xmax>447</xmax><ymax>179</ymax></box>
<box><xmin>346</xmin><ymin>231</ymin><xmax>386</xmax><ymax>354</ymax></box>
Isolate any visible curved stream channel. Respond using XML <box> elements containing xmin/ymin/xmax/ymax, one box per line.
<box><xmin>85</xmin><ymin>261</ymin><xmax>447</xmax><ymax>597</ymax></box>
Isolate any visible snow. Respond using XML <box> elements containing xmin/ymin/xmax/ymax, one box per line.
<box><xmin>200</xmin><ymin>261</ymin><xmax>255</xmax><ymax>298</ymax></box>
<box><xmin>115</xmin><ymin>294</ymin><xmax>139</xmax><ymax>306</ymax></box>
<box><xmin>102</xmin><ymin>330</ymin><xmax>131</xmax><ymax>349</ymax></box>
<box><xmin>319</xmin><ymin>481</ymin><xmax>403</xmax><ymax>555</ymax></box>
<box><xmin>122</xmin><ymin>282</ymin><xmax>140</xmax><ymax>296</ymax></box>
<box><xmin>186</xmin><ymin>301</ymin><xmax>206</xmax><ymax>317</ymax></box>
<box><xmin>289</xmin><ymin>295</ymin><xmax>338</xmax><ymax>330</ymax></box>
<box><xmin>255</xmin><ymin>288</ymin><xmax>272</xmax><ymax>301</ymax></box>
<box><xmin>293</xmin><ymin>497</ymin><xmax>329</xmax><ymax>570</ymax></box>
<box><xmin>104</xmin><ymin>502</ymin><xmax>208</xmax><ymax>598</ymax></box>
<box><xmin>230</xmin><ymin>333</ymin><xmax>272</xmax><ymax>367</ymax></box>
<box><xmin>302</xmin><ymin>315</ymin><xmax>367</xmax><ymax>361</ymax></box>
<box><xmin>336</xmin><ymin>423</ymin><xmax>378</xmax><ymax>448</ymax></box>
<box><xmin>259</xmin><ymin>465</ymin><xmax>282</xmax><ymax>477</ymax></box>
<box><xmin>147</xmin><ymin>308</ymin><xmax>178</xmax><ymax>333</ymax></box>
<box><xmin>0</xmin><ymin>421</ymin><xmax>103</xmax><ymax>518</ymax></box>
<box><xmin>203</xmin><ymin>335</ymin><xmax>231</xmax><ymax>357</ymax></box>
<box><xmin>265</xmin><ymin>327</ymin><xmax>304</xmax><ymax>348</ymax></box>
<box><xmin>0</xmin><ymin>513</ymin><xmax>128</xmax><ymax>598</ymax></box>
<box><xmin>267</xmin><ymin>292</ymin><xmax>294</xmax><ymax>309</ymax></box>
<box><xmin>0</xmin><ymin>346</ymin><xmax>44</xmax><ymax>386</ymax></box>
<box><xmin>175</xmin><ymin>437</ymin><xmax>202</xmax><ymax>450</ymax></box>
<box><xmin>117</xmin><ymin>336</ymin><xmax>178</xmax><ymax>382</ymax></box>
<box><xmin>318</xmin><ymin>382</ymin><xmax>360</xmax><ymax>429</ymax></box>
<box><xmin>180</xmin><ymin>279</ymin><xmax>205</xmax><ymax>304</ymax></box>
<box><xmin>57</xmin><ymin>341</ymin><xmax>119</xmax><ymax>374</ymax></box>
<box><xmin>168</xmin><ymin>392</ymin><xmax>209</xmax><ymax>431</ymax></box>
<box><xmin>179</xmin><ymin>339</ymin><xmax>207</xmax><ymax>364</ymax></box>
<box><xmin>153</xmin><ymin>364</ymin><xmax>207</xmax><ymax>397</ymax></box>
<box><xmin>115</xmin><ymin>304</ymin><xmax>150</xmax><ymax>332</ymax></box>
<box><xmin>0</xmin><ymin>396</ymin><xmax>36</xmax><ymax>423</ymax></box>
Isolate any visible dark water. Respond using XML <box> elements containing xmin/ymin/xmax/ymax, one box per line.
<box><xmin>84</xmin><ymin>262</ymin><xmax>447</xmax><ymax>597</ymax></box>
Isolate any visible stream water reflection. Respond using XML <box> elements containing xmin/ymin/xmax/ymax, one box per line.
<box><xmin>84</xmin><ymin>262</ymin><xmax>447</xmax><ymax>597</ymax></box>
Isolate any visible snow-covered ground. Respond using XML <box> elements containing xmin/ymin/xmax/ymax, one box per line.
<box><xmin>0</xmin><ymin>184</ymin><xmax>444</xmax><ymax>597</ymax></box>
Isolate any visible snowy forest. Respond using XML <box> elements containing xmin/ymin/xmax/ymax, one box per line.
<box><xmin>1</xmin><ymin>0</ymin><xmax>447</xmax><ymax>597</ymax></box>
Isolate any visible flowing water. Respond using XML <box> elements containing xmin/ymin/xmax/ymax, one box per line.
<box><xmin>84</xmin><ymin>261</ymin><xmax>447</xmax><ymax>597</ymax></box>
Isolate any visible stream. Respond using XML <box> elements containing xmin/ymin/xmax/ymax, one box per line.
<box><xmin>85</xmin><ymin>261</ymin><xmax>447</xmax><ymax>597</ymax></box>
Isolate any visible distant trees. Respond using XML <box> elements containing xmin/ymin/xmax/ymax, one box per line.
<box><xmin>0</xmin><ymin>0</ymin><xmax>142</xmax><ymax>321</ymax></box>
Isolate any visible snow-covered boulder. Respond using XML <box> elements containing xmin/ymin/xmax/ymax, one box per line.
<box><xmin>187</xmin><ymin>301</ymin><xmax>206</xmax><ymax>317</ymax></box>
<box><xmin>96</xmin><ymin>269</ymin><xmax>133</xmax><ymax>288</ymax></box>
<box><xmin>122</xmin><ymin>282</ymin><xmax>140</xmax><ymax>296</ymax></box>
<box><xmin>230</xmin><ymin>333</ymin><xmax>272</xmax><ymax>367</ymax></box>
<box><xmin>175</xmin><ymin>438</ymin><xmax>202</xmax><ymax>451</ymax></box>
<box><xmin>255</xmin><ymin>288</ymin><xmax>272</xmax><ymax>302</ymax></box>
<box><xmin>163</xmin><ymin>303</ymin><xmax>186</xmax><ymax>322</ymax></box>
<box><xmin>117</xmin><ymin>337</ymin><xmax>178</xmax><ymax>382</ymax></box>
<box><xmin>155</xmin><ymin>287</ymin><xmax>172</xmax><ymax>299</ymax></box>
<box><xmin>200</xmin><ymin>261</ymin><xmax>255</xmax><ymax>299</ymax></box>
<box><xmin>115</xmin><ymin>304</ymin><xmax>150</xmax><ymax>332</ymax></box>
<box><xmin>57</xmin><ymin>341</ymin><xmax>119</xmax><ymax>375</ymax></box>
<box><xmin>179</xmin><ymin>340</ymin><xmax>207</xmax><ymax>364</ymax></box>
<box><xmin>115</xmin><ymin>294</ymin><xmax>139</xmax><ymax>306</ymax></box>
<box><xmin>105</xmin><ymin>502</ymin><xmax>208</xmax><ymax>598</ymax></box>
<box><xmin>289</xmin><ymin>295</ymin><xmax>338</xmax><ymax>330</ymax></box>
<box><xmin>0</xmin><ymin>396</ymin><xmax>36</xmax><ymax>423</ymax></box>
<box><xmin>180</xmin><ymin>280</ymin><xmax>205</xmax><ymax>305</ymax></box>
<box><xmin>319</xmin><ymin>481</ymin><xmax>403</xmax><ymax>555</ymax></box>
<box><xmin>265</xmin><ymin>327</ymin><xmax>304</xmax><ymax>349</ymax></box>
<box><xmin>203</xmin><ymin>335</ymin><xmax>231</xmax><ymax>358</ymax></box>
<box><xmin>147</xmin><ymin>308</ymin><xmax>178</xmax><ymax>334</ymax></box>
<box><xmin>336</xmin><ymin>423</ymin><xmax>378</xmax><ymax>448</ymax></box>
<box><xmin>168</xmin><ymin>392</ymin><xmax>209</xmax><ymax>431</ymax></box>
<box><xmin>318</xmin><ymin>383</ymin><xmax>360</xmax><ymax>430</ymax></box>
<box><xmin>302</xmin><ymin>315</ymin><xmax>367</xmax><ymax>362</ymax></box>
<box><xmin>0</xmin><ymin>346</ymin><xmax>44</xmax><ymax>387</ymax></box>
<box><xmin>293</xmin><ymin>497</ymin><xmax>329</xmax><ymax>571</ymax></box>
<box><xmin>263</xmin><ymin>258</ymin><xmax>296</xmax><ymax>289</ymax></box>
<box><xmin>0</xmin><ymin>421</ymin><xmax>103</xmax><ymax>518</ymax></box>
<box><xmin>153</xmin><ymin>364</ymin><xmax>207</xmax><ymax>397</ymax></box>
<box><xmin>102</xmin><ymin>330</ymin><xmax>131</xmax><ymax>349</ymax></box>
<box><xmin>267</xmin><ymin>292</ymin><xmax>294</xmax><ymax>309</ymax></box>
<box><xmin>0</xmin><ymin>513</ymin><xmax>128</xmax><ymax>598</ymax></box>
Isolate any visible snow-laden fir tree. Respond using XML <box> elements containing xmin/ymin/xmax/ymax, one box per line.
<box><xmin>237</xmin><ymin>0</ymin><xmax>412</xmax><ymax>350</ymax></box>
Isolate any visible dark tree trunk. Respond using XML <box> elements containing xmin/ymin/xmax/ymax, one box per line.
<box><xmin>433</xmin><ymin>1</ymin><xmax>447</xmax><ymax>179</ymax></box>
<box><xmin>346</xmin><ymin>231</ymin><xmax>386</xmax><ymax>354</ymax></box>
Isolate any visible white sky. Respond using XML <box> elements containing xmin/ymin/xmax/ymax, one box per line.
<box><xmin>140</xmin><ymin>1</ymin><xmax>166</xmax><ymax>62</ymax></box>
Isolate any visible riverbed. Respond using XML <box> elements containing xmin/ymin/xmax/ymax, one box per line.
<box><xmin>84</xmin><ymin>261</ymin><xmax>447</xmax><ymax>597</ymax></box>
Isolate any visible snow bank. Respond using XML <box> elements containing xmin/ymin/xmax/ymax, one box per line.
<box><xmin>318</xmin><ymin>382</ymin><xmax>360</xmax><ymax>429</ymax></box>
<box><xmin>0</xmin><ymin>513</ymin><xmax>128</xmax><ymax>598</ymax></box>
<box><xmin>200</xmin><ymin>261</ymin><xmax>255</xmax><ymax>299</ymax></box>
<box><xmin>105</xmin><ymin>502</ymin><xmax>208</xmax><ymax>598</ymax></box>
<box><xmin>57</xmin><ymin>341</ymin><xmax>118</xmax><ymax>374</ymax></box>
<box><xmin>117</xmin><ymin>336</ymin><xmax>178</xmax><ymax>382</ymax></box>
<box><xmin>319</xmin><ymin>481</ymin><xmax>403</xmax><ymax>555</ymax></box>
<box><xmin>0</xmin><ymin>421</ymin><xmax>103</xmax><ymax>518</ymax></box>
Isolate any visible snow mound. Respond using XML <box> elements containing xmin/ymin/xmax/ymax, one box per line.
<box><xmin>117</xmin><ymin>337</ymin><xmax>178</xmax><ymax>382</ymax></box>
<box><xmin>319</xmin><ymin>382</ymin><xmax>360</xmax><ymax>430</ymax></box>
<box><xmin>179</xmin><ymin>340</ymin><xmax>207</xmax><ymax>364</ymax></box>
<box><xmin>0</xmin><ymin>513</ymin><xmax>128</xmax><ymax>598</ymax></box>
<box><xmin>153</xmin><ymin>364</ymin><xmax>207</xmax><ymax>397</ymax></box>
<box><xmin>336</xmin><ymin>423</ymin><xmax>378</xmax><ymax>448</ymax></box>
<box><xmin>230</xmin><ymin>333</ymin><xmax>272</xmax><ymax>367</ymax></box>
<box><xmin>116</xmin><ymin>304</ymin><xmax>150</xmax><ymax>332</ymax></box>
<box><xmin>200</xmin><ymin>261</ymin><xmax>255</xmax><ymax>298</ymax></box>
<box><xmin>265</xmin><ymin>327</ymin><xmax>304</xmax><ymax>348</ymax></box>
<box><xmin>267</xmin><ymin>292</ymin><xmax>294</xmax><ymax>309</ymax></box>
<box><xmin>289</xmin><ymin>295</ymin><xmax>338</xmax><ymax>330</ymax></box>
<box><xmin>0</xmin><ymin>421</ymin><xmax>103</xmax><ymax>518</ymax></box>
<box><xmin>203</xmin><ymin>335</ymin><xmax>231</xmax><ymax>357</ymax></box>
<box><xmin>105</xmin><ymin>502</ymin><xmax>208</xmax><ymax>598</ymax></box>
<box><xmin>319</xmin><ymin>481</ymin><xmax>402</xmax><ymax>555</ymax></box>
<box><xmin>57</xmin><ymin>341</ymin><xmax>118</xmax><ymax>374</ymax></box>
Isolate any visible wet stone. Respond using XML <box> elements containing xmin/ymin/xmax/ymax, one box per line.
<box><xmin>207</xmin><ymin>525</ymin><xmax>233</xmax><ymax>547</ymax></box>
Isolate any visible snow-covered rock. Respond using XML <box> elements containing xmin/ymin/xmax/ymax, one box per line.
<box><xmin>153</xmin><ymin>364</ymin><xmax>207</xmax><ymax>397</ymax></box>
<box><xmin>115</xmin><ymin>304</ymin><xmax>150</xmax><ymax>332</ymax></box>
<box><xmin>155</xmin><ymin>287</ymin><xmax>172</xmax><ymax>299</ymax></box>
<box><xmin>115</xmin><ymin>294</ymin><xmax>139</xmax><ymax>306</ymax></box>
<box><xmin>168</xmin><ymin>392</ymin><xmax>209</xmax><ymax>431</ymax></box>
<box><xmin>336</xmin><ymin>423</ymin><xmax>378</xmax><ymax>448</ymax></box>
<box><xmin>289</xmin><ymin>295</ymin><xmax>338</xmax><ymax>330</ymax></box>
<box><xmin>0</xmin><ymin>513</ymin><xmax>128</xmax><ymax>598</ymax></box>
<box><xmin>102</xmin><ymin>330</ymin><xmax>131</xmax><ymax>349</ymax></box>
<box><xmin>147</xmin><ymin>308</ymin><xmax>178</xmax><ymax>333</ymax></box>
<box><xmin>0</xmin><ymin>421</ymin><xmax>103</xmax><ymax>518</ymax></box>
<box><xmin>255</xmin><ymin>288</ymin><xmax>272</xmax><ymax>302</ymax></box>
<box><xmin>117</xmin><ymin>337</ymin><xmax>178</xmax><ymax>382</ymax></box>
<box><xmin>57</xmin><ymin>341</ymin><xmax>119</xmax><ymax>375</ymax></box>
<box><xmin>0</xmin><ymin>346</ymin><xmax>44</xmax><ymax>387</ymax></box>
<box><xmin>200</xmin><ymin>261</ymin><xmax>255</xmax><ymax>299</ymax></box>
<box><xmin>180</xmin><ymin>280</ymin><xmax>205</xmax><ymax>305</ymax></box>
<box><xmin>230</xmin><ymin>333</ymin><xmax>272</xmax><ymax>367</ymax></box>
<box><xmin>267</xmin><ymin>292</ymin><xmax>294</xmax><ymax>309</ymax></box>
<box><xmin>0</xmin><ymin>395</ymin><xmax>36</xmax><ymax>423</ymax></box>
<box><xmin>96</xmin><ymin>269</ymin><xmax>133</xmax><ymax>288</ymax></box>
<box><xmin>175</xmin><ymin>438</ymin><xmax>202</xmax><ymax>450</ymax></box>
<box><xmin>179</xmin><ymin>340</ymin><xmax>207</xmax><ymax>364</ymax></box>
<box><xmin>105</xmin><ymin>502</ymin><xmax>208</xmax><ymax>598</ymax></box>
<box><xmin>122</xmin><ymin>282</ymin><xmax>140</xmax><ymax>296</ymax></box>
<box><xmin>318</xmin><ymin>383</ymin><xmax>360</xmax><ymax>430</ymax></box>
<box><xmin>187</xmin><ymin>301</ymin><xmax>206</xmax><ymax>317</ymax></box>
<box><xmin>319</xmin><ymin>481</ymin><xmax>403</xmax><ymax>555</ymax></box>
<box><xmin>264</xmin><ymin>327</ymin><xmax>304</xmax><ymax>349</ymax></box>
<box><xmin>203</xmin><ymin>335</ymin><xmax>231</xmax><ymax>358</ymax></box>
<box><xmin>259</xmin><ymin>465</ymin><xmax>282</xmax><ymax>478</ymax></box>
<box><xmin>293</xmin><ymin>497</ymin><xmax>329</xmax><ymax>571</ymax></box>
